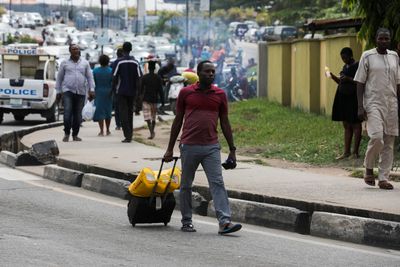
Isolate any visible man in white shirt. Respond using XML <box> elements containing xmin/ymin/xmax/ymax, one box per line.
<box><xmin>355</xmin><ymin>28</ymin><xmax>400</xmax><ymax>190</ymax></box>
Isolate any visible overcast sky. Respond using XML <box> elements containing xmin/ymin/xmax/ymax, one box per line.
<box><xmin>53</xmin><ymin>0</ymin><xmax>183</xmax><ymax>11</ymax></box>
<box><xmin>3</xmin><ymin>0</ymin><xmax>184</xmax><ymax>11</ymax></box>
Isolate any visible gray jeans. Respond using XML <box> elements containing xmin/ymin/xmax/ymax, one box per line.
<box><xmin>179</xmin><ymin>143</ymin><xmax>231</xmax><ymax>226</ymax></box>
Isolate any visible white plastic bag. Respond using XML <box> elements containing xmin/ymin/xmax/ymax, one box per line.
<box><xmin>82</xmin><ymin>100</ymin><xmax>96</xmax><ymax>121</ymax></box>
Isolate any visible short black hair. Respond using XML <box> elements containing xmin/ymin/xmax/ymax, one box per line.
<box><xmin>148</xmin><ymin>61</ymin><xmax>156</xmax><ymax>71</ymax></box>
<box><xmin>376</xmin><ymin>28</ymin><xmax>391</xmax><ymax>38</ymax></box>
<box><xmin>340</xmin><ymin>47</ymin><xmax>353</xmax><ymax>57</ymax></box>
<box><xmin>122</xmin><ymin>42</ymin><xmax>132</xmax><ymax>52</ymax></box>
<box><xmin>98</xmin><ymin>54</ymin><xmax>110</xmax><ymax>66</ymax></box>
<box><xmin>116</xmin><ymin>48</ymin><xmax>123</xmax><ymax>58</ymax></box>
<box><xmin>197</xmin><ymin>60</ymin><xmax>213</xmax><ymax>73</ymax></box>
<box><xmin>69</xmin><ymin>43</ymin><xmax>79</xmax><ymax>51</ymax></box>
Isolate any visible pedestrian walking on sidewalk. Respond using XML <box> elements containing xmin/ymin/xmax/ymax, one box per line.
<box><xmin>111</xmin><ymin>48</ymin><xmax>123</xmax><ymax>131</ymax></box>
<box><xmin>354</xmin><ymin>28</ymin><xmax>400</xmax><ymax>190</ymax></box>
<box><xmin>93</xmin><ymin>55</ymin><xmax>113</xmax><ymax>136</ymax></box>
<box><xmin>139</xmin><ymin>61</ymin><xmax>164</xmax><ymax>139</ymax></box>
<box><xmin>163</xmin><ymin>60</ymin><xmax>242</xmax><ymax>235</ymax></box>
<box><xmin>328</xmin><ymin>47</ymin><xmax>361</xmax><ymax>160</ymax></box>
<box><xmin>56</xmin><ymin>44</ymin><xmax>95</xmax><ymax>142</ymax></box>
<box><xmin>111</xmin><ymin>42</ymin><xmax>143</xmax><ymax>143</ymax></box>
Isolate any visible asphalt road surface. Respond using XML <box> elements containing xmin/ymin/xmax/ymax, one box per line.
<box><xmin>0</xmin><ymin>113</ymin><xmax>54</xmax><ymax>134</ymax></box>
<box><xmin>1</xmin><ymin>165</ymin><xmax>399</xmax><ymax>266</ymax></box>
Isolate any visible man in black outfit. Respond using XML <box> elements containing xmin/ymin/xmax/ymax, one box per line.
<box><xmin>112</xmin><ymin>42</ymin><xmax>143</xmax><ymax>143</ymax></box>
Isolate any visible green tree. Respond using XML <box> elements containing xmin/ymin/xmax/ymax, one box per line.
<box><xmin>212</xmin><ymin>7</ymin><xmax>270</xmax><ymax>26</ymax></box>
<box><xmin>145</xmin><ymin>11</ymin><xmax>181</xmax><ymax>37</ymax></box>
<box><xmin>0</xmin><ymin>6</ymin><xmax>6</xmax><ymax>16</ymax></box>
<box><xmin>342</xmin><ymin>0</ymin><xmax>400</xmax><ymax>49</ymax></box>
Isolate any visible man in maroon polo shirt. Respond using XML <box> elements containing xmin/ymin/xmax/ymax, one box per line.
<box><xmin>164</xmin><ymin>60</ymin><xmax>242</xmax><ymax>235</ymax></box>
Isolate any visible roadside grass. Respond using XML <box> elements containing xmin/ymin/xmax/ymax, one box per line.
<box><xmin>219</xmin><ymin>98</ymin><xmax>371</xmax><ymax>166</ymax></box>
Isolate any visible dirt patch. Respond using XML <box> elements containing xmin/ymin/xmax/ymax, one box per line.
<box><xmin>134</xmin><ymin>119</ymin><xmax>352</xmax><ymax>177</ymax></box>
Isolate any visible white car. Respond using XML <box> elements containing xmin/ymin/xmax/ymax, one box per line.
<box><xmin>27</xmin><ymin>12</ymin><xmax>44</xmax><ymax>26</ymax></box>
<box><xmin>47</xmin><ymin>31</ymin><xmax>68</xmax><ymax>46</ymax></box>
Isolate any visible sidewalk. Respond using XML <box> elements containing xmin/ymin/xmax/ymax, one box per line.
<box><xmin>20</xmin><ymin>113</ymin><xmax>400</xmax><ymax>222</ymax></box>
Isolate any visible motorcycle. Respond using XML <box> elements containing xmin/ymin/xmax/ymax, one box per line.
<box><xmin>225</xmin><ymin>76</ymin><xmax>244</xmax><ymax>102</ymax></box>
<box><xmin>168</xmin><ymin>75</ymin><xmax>186</xmax><ymax>115</ymax></box>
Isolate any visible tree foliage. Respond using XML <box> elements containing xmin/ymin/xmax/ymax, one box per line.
<box><xmin>145</xmin><ymin>11</ymin><xmax>181</xmax><ymax>37</ymax></box>
<box><xmin>342</xmin><ymin>0</ymin><xmax>400</xmax><ymax>49</ymax></box>
<box><xmin>0</xmin><ymin>6</ymin><xmax>5</xmax><ymax>16</ymax></box>
<box><xmin>211</xmin><ymin>0</ymin><xmax>349</xmax><ymax>26</ymax></box>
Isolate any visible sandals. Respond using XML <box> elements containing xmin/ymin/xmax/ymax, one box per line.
<box><xmin>336</xmin><ymin>153</ymin><xmax>350</xmax><ymax>160</ymax></box>
<box><xmin>181</xmin><ymin>224</ymin><xmax>196</xmax><ymax>232</ymax></box>
<box><xmin>378</xmin><ymin>180</ymin><xmax>394</xmax><ymax>190</ymax></box>
<box><xmin>363</xmin><ymin>174</ymin><xmax>375</xmax><ymax>186</ymax></box>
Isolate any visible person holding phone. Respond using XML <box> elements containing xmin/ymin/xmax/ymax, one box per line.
<box><xmin>328</xmin><ymin>47</ymin><xmax>361</xmax><ymax>160</ymax></box>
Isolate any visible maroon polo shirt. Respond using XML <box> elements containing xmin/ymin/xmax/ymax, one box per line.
<box><xmin>177</xmin><ymin>83</ymin><xmax>228</xmax><ymax>145</ymax></box>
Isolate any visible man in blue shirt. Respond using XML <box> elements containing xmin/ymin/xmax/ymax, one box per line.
<box><xmin>112</xmin><ymin>42</ymin><xmax>143</xmax><ymax>143</ymax></box>
<box><xmin>56</xmin><ymin>44</ymin><xmax>95</xmax><ymax>142</ymax></box>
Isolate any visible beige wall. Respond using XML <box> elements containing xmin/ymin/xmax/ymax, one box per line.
<box><xmin>267</xmin><ymin>42</ymin><xmax>291</xmax><ymax>106</ymax></box>
<box><xmin>319</xmin><ymin>35</ymin><xmax>362</xmax><ymax>115</ymax></box>
<box><xmin>265</xmin><ymin>34</ymin><xmax>362</xmax><ymax>115</ymax></box>
<box><xmin>291</xmin><ymin>40</ymin><xmax>321</xmax><ymax>113</ymax></box>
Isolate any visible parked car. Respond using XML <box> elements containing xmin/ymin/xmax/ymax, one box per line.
<box><xmin>47</xmin><ymin>31</ymin><xmax>68</xmax><ymax>46</ymax></box>
<box><xmin>259</xmin><ymin>26</ymin><xmax>274</xmax><ymax>41</ymax></box>
<box><xmin>27</xmin><ymin>12</ymin><xmax>44</xmax><ymax>26</ymax></box>
<box><xmin>265</xmin><ymin>26</ymin><xmax>298</xmax><ymax>42</ymax></box>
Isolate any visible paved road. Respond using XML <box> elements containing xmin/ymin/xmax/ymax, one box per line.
<box><xmin>0</xmin><ymin>113</ymin><xmax>54</xmax><ymax>134</ymax></box>
<box><xmin>236</xmin><ymin>40</ymin><xmax>258</xmax><ymax>65</ymax></box>
<box><xmin>1</xmin><ymin>165</ymin><xmax>399</xmax><ymax>266</ymax></box>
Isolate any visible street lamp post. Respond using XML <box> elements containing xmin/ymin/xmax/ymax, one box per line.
<box><xmin>185</xmin><ymin>0</ymin><xmax>189</xmax><ymax>53</ymax></box>
<box><xmin>101</xmin><ymin>0</ymin><xmax>105</xmax><ymax>55</ymax></box>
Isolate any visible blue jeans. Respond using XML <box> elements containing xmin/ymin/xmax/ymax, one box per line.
<box><xmin>179</xmin><ymin>143</ymin><xmax>231</xmax><ymax>226</ymax></box>
<box><xmin>63</xmin><ymin>91</ymin><xmax>85</xmax><ymax>136</ymax></box>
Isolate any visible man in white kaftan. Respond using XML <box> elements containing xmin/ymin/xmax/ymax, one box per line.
<box><xmin>354</xmin><ymin>29</ymin><xmax>400</xmax><ymax>189</ymax></box>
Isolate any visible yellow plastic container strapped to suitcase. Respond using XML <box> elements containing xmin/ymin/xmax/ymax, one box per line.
<box><xmin>128</xmin><ymin>167</ymin><xmax>181</xmax><ymax>197</ymax></box>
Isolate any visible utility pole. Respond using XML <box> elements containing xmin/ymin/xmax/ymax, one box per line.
<box><xmin>185</xmin><ymin>0</ymin><xmax>189</xmax><ymax>53</ymax></box>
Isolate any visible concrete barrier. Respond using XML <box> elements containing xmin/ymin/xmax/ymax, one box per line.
<box><xmin>208</xmin><ymin>198</ymin><xmax>310</xmax><ymax>233</ymax></box>
<box><xmin>0</xmin><ymin>150</ymin><xmax>17</xmax><ymax>167</ymax></box>
<box><xmin>310</xmin><ymin>212</ymin><xmax>400</xmax><ymax>249</ymax></box>
<box><xmin>43</xmin><ymin>165</ymin><xmax>84</xmax><ymax>187</ymax></box>
<box><xmin>81</xmin><ymin>173</ymin><xmax>131</xmax><ymax>199</ymax></box>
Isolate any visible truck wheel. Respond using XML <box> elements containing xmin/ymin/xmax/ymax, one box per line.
<box><xmin>46</xmin><ymin>103</ymin><xmax>59</xmax><ymax>123</ymax></box>
<box><xmin>0</xmin><ymin>112</ymin><xmax>3</xmax><ymax>124</ymax></box>
<box><xmin>14</xmin><ymin>115</ymin><xmax>25</xmax><ymax>121</ymax></box>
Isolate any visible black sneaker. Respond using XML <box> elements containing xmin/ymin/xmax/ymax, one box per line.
<box><xmin>181</xmin><ymin>224</ymin><xmax>196</xmax><ymax>232</ymax></box>
<box><xmin>218</xmin><ymin>223</ymin><xmax>242</xmax><ymax>235</ymax></box>
<box><xmin>121</xmin><ymin>139</ymin><xmax>131</xmax><ymax>143</ymax></box>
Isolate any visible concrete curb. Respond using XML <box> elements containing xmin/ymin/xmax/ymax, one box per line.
<box><xmin>0</xmin><ymin>150</ymin><xmax>17</xmax><ymax>167</ymax></box>
<box><xmin>310</xmin><ymin>212</ymin><xmax>400</xmax><ymax>249</ymax></box>
<box><xmin>0</xmin><ymin>122</ymin><xmax>63</xmax><ymax>153</ymax></box>
<box><xmin>81</xmin><ymin>173</ymin><xmax>131</xmax><ymax>199</ymax></box>
<box><xmin>173</xmin><ymin>190</ymin><xmax>208</xmax><ymax>216</ymax></box>
<box><xmin>208</xmin><ymin>198</ymin><xmax>310</xmax><ymax>234</ymax></box>
<box><xmin>43</xmin><ymin>165</ymin><xmax>84</xmax><ymax>187</ymax></box>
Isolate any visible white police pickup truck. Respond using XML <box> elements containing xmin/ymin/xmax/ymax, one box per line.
<box><xmin>0</xmin><ymin>44</ymin><xmax>58</xmax><ymax>123</ymax></box>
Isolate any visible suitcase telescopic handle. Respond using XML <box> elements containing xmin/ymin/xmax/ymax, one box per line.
<box><xmin>150</xmin><ymin>157</ymin><xmax>180</xmax><ymax>202</ymax></box>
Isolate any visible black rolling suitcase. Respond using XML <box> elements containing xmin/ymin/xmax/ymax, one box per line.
<box><xmin>127</xmin><ymin>157</ymin><xmax>179</xmax><ymax>227</ymax></box>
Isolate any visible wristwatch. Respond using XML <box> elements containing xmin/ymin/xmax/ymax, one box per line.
<box><xmin>229</xmin><ymin>146</ymin><xmax>236</xmax><ymax>152</ymax></box>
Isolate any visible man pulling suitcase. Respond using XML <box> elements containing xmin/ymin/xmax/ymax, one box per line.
<box><xmin>163</xmin><ymin>60</ymin><xmax>242</xmax><ymax>235</ymax></box>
